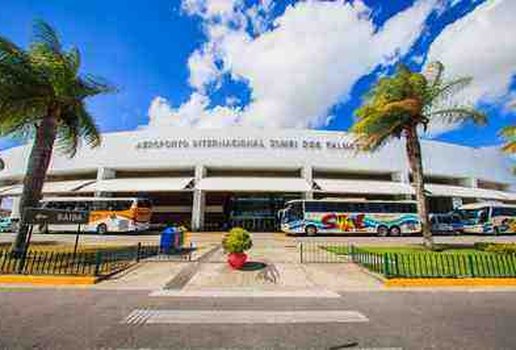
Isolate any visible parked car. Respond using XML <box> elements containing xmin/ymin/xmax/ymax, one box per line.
<box><xmin>430</xmin><ymin>213</ymin><xmax>463</xmax><ymax>235</ymax></box>
<box><xmin>0</xmin><ymin>217</ymin><xmax>15</xmax><ymax>233</ymax></box>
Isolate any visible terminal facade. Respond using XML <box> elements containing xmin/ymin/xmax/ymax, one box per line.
<box><xmin>0</xmin><ymin>127</ymin><xmax>514</xmax><ymax>231</ymax></box>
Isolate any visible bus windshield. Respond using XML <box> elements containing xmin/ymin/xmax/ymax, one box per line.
<box><xmin>456</xmin><ymin>208</ymin><xmax>489</xmax><ymax>225</ymax></box>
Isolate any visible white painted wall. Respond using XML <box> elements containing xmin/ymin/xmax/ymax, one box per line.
<box><xmin>0</xmin><ymin>127</ymin><xmax>514</xmax><ymax>188</ymax></box>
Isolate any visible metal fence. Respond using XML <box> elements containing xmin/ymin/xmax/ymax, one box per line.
<box><xmin>299</xmin><ymin>242</ymin><xmax>516</xmax><ymax>278</ymax></box>
<box><xmin>0</xmin><ymin>243</ymin><xmax>194</xmax><ymax>277</ymax></box>
<box><xmin>352</xmin><ymin>247</ymin><xmax>516</xmax><ymax>278</ymax></box>
<box><xmin>298</xmin><ymin>242</ymin><xmax>351</xmax><ymax>263</ymax></box>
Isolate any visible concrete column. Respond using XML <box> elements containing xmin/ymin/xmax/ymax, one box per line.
<box><xmin>391</xmin><ymin>171</ymin><xmax>409</xmax><ymax>184</ymax></box>
<box><xmin>392</xmin><ymin>171</ymin><xmax>412</xmax><ymax>200</ymax></box>
<box><xmin>458</xmin><ymin>177</ymin><xmax>479</xmax><ymax>204</ymax></box>
<box><xmin>95</xmin><ymin>167</ymin><xmax>116</xmax><ymax>197</ymax></box>
<box><xmin>191</xmin><ymin>165</ymin><xmax>206</xmax><ymax>231</ymax></box>
<box><xmin>10</xmin><ymin>196</ymin><xmax>21</xmax><ymax>219</ymax></box>
<box><xmin>460</xmin><ymin>177</ymin><xmax>478</xmax><ymax>188</ymax></box>
<box><xmin>301</xmin><ymin>165</ymin><xmax>313</xmax><ymax>200</ymax></box>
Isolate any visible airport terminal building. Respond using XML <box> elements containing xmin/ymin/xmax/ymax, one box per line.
<box><xmin>0</xmin><ymin>127</ymin><xmax>514</xmax><ymax>231</ymax></box>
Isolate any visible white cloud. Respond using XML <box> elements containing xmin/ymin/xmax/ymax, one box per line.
<box><xmin>149</xmin><ymin>0</ymin><xmax>437</xmax><ymax>129</ymax></box>
<box><xmin>187</xmin><ymin>49</ymin><xmax>220</xmax><ymax>91</ymax></box>
<box><xmin>148</xmin><ymin>93</ymin><xmax>241</xmax><ymax>128</ymax></box>
<box><xmin>428</xmin><ymin>0</ymin><xmax>515</xmax><ymax>103</ymax></box>
<box><xmin>224</xmin><ymin>0</ymin><xmax>436</xmax><ymax>128</ymax></box>
<box><xmin>424</xmin><ymin>0</ymin><xmax>516</xmax><ymax>136</ymax></box>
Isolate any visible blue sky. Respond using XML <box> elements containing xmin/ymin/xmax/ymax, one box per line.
<box><xmin>0</xmin><ymin>0</ymin><xmax>514</xmax><ymax>150</ymax></box>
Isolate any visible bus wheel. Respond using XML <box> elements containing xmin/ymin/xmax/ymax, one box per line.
<box><xmin>305</xmin><ymin>225</ymin><xmax>317</xmax><ymax>236</ymax></box>
<box><xmin>96</xmin><ymin>224</ymin><xmax>108</xmax><ymax>235</ymax></box>
<box><xmin>377</xmin><ymin>225</ymin><xmax>388</xmax><ymax>237</ymax></box>
<box><xmin>389</xmin><ymin>226</ymin><xmax>401</xmax><ymax>236</ymax></box>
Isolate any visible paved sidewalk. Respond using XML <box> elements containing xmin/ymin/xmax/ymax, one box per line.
<box><xmin>172</xmin><ymin>235</ymin><xmax>383</xmax><ymax>293</ymax></box>
<box><xmin>95</xmin><ymin>262</ymin><xmax>186</xmax><ymax>290</ymax></box>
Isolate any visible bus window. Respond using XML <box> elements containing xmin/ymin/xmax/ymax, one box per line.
<box><xmin>109</xmin><ymin>200</ymin><xmax>132</xmax><ymax>211</ymax></box>
<box><xmin>493</xmin><ymin>207</ymin><xmax>516</xmax><ymax>217</ymax></box>
<box><xmin>289</xmin><ymin>202</ymin><xmax>303</xmax><ymax>221</ymax></box>
<box><xmin>137</xmin><ymin>199</ymin><xmax>152</xmax><ymax>208</ymax></box>
<box><xmin>478</xmin><ymin>208</ymin><xmax>489</xmax><ymax>224</ymax></box>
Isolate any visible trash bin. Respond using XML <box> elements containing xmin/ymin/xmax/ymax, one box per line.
<box><xmin>160</xmin><ymin>226</ymin><xmax>176</xmax><ymax>253</ymax></box>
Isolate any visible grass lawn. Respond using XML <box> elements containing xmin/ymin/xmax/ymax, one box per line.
<box><xmin>324</xmin><ymin>244</ymin><xmax>516</xmax><ymax>278</ymax></box>
<box><xmin>354</xmin><ymin>244</ymin><xmax>487</xmax><ymax>255</ymax></box>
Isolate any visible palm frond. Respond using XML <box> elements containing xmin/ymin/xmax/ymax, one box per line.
<box><xmin>66</xmin><ymin>47</ymin><xmax>81</xmax><ymax>75</ymax></box>
<box><xmin>427</xmin><ymin>77</ymin><xmax>472</xmax><ymax>107</ymax></box>
<box><xmin>56</xmin><ymin>103</ymin><xmax>101</xmax><ymax>156</ymax></box>
<box><xmin>428</xmin><ymin>107</ymin><xmax>487</xmax><ymax>126</ymax></box>
<box><xmin>499</xmin><ymin>125</ymin><xmax>516</xmax><ymax>154</ymax></box>
<box><xmin>424</xmin><ymin>61</ymin><xmax>444</xmax><ymax>88</ymax></box>
<box><xmin>31</xmin><ymin>19</ymin><xmax>62</xmax><ymax>54</ymax></box>
<box><xmin>76</xmin><ymin>74</ymin><xmax>117</xmax><ymax>98</ymax></box>
<box><xmin>77</xmin><ymin>107</ymin><xmax>101</xmax><ymax>148</ymax></box>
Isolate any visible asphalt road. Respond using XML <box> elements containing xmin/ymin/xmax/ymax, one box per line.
<box><xmin>1</xmin><ymin>288</ymin><xmax>515</xmax><ymax>349</ymax></box>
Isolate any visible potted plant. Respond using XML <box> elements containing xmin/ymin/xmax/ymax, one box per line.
<box><xmin>222</xmin><ymin>227</ymin><xmax>253</xmax><ymax>269</ymax></box>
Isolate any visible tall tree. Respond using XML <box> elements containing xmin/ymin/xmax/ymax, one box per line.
<box><xmin>0</xmin><ymin>20</ymin><xmax>116</xmax><ymax>254</ymax></box>
<box><xmin>500</xmin><ymin>125</ymin><xmax>515</xmax><ymax>154</ymax></box>
<box><xmin>351</xmin><ymin>62</ymin><xmax>486</xmax><ymax>248</ymax></box>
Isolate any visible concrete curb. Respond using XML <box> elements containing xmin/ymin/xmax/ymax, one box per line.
<box><xmin>0</xmin><ymin>275</ymin><xmax>98</xmax><ymax>285</ymax></box>
<box><xmin>385</xmin><ymin>278</ymin><xmax>516</xmax><ymax>288</ymax></box>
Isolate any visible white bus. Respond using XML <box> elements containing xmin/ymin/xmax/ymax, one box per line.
<box><xmin>455</xmin><ymin>202</ymin><xmax>516</xmax><ymax>235</ymax></box>
<box><xmin>280</xmin><ymin>199</ymin><xmax>421</xmax><ymax>236</ymax></box>
<box><xmin>39</xmin><ymin>197</ymin><xmax>152</xmax><ymax>234</ymax></box>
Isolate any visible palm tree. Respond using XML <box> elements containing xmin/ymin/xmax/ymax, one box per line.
<box><xmin>351</xmin><ymin>62</ymin><xmax>486</xmax><ymax>248</ymax></box>
<box><xmin>500</xmin><ymin>125</ymin><xmax>515</xmax><ymax>154</ymax></box>
<box><xmin>0</xmin><ymin>20</ymin><xmax>116</xmax><ymax>254</ymax></box>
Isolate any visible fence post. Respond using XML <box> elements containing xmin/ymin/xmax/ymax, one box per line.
<box><xmin>383</xmin><ymin>253</ymin><xmax>390</xmax><ymax>277</ymax></box>
<box><xmin>135</xmin><ymin>242</ymin><xmax>142</xmax><ymax>263</ymax></box>
<box><xmin>468</xmin><ymin>255</ymin><xmax>475</xmax><ymax>278</ymax></box>
<box><xmin>350</xmin><ymin>245</ymin><xmax>355</xmax><ymax>263</ymax></box>
<box><xmin>394</xmin><ymin>253</ymin><xmax>400</xmax><ymax>277</ymax></box>
<box><xmin>300</xmin><ymin>242</ymin><xmax>304</xmax><ymax>264</ymax></box>
<box><xmin>189</xmin><ymin>242</ymin><xmax>193</xmax><ymax>261</ymax></box>
<box><xmin>94</xmin><ymin>251</ymin><xmax>102</xmax><ymax>276</ymax></box>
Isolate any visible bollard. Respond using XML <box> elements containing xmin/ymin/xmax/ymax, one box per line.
<box><xmin>94</xmin><ymin>251</ymin><xmax>103</xmax><ymax>276</ymax></box>
<box><xmin>135</xmin><ymin>242</ymin><xmax>142</xmax><ymax>263</ymax></box>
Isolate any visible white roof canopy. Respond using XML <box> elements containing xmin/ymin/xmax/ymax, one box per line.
<box><xmin>197</xmin><ymin>177</ymin><xmax>311</xmax><ymax>192</ymax></box>
<box><xmin>424</xmin><ymin>184</ymin><xmax>509</xmax><ymax>200</ymax></box>
<box><xmin>315</xmin><ymin>179</ymin><xmax>414</xmax><ymax>195</ymax></box>
<box><xmin>78</xmin><ymin>177</ymin><xmax>193</xmax><ymax>193</ymax></box>
<box><xmin>0</xmin><ymin>180</ymin><xmax>94</xmax><ymax>196</ymax></box>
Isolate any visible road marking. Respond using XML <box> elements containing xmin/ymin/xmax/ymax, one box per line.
<box><xmin>123</xmin><ymin>308</ymin><xmax>156</xmax><ymax>325</ymax></box>
<box><xmin>150</xmin><ymin>289</ymin><xmax>341</xmax><ymax>298</ymax></box>
<box><xmin>122</xmin><ymin>309</ymin><xmax>369</xmax><ymax>324</ymax></box>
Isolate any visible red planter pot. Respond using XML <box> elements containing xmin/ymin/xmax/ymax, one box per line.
<box><xmin>227</xmin><ymin>252</ymin><xmax>247</xmax><ymax>269</ymax></box>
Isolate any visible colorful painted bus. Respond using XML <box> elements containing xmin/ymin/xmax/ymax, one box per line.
<box><xmin>455</xmin><ymin>202</ymin><xmax>516</xmax><ymax>235</ymax></box>
<box><xmin>40</xmin><ymin>197</ymin><xmax>152</xmax><ymax>234</ymax></box>
<box><xmin>280</xmin><ymin>199</ymin><xmax>421</xmax><ymax>236</ymax></box>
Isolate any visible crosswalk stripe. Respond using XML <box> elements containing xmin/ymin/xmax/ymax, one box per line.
<box><xmin>149</xmin><ymin>289</ymin><xmax>341</xmax><ymax>298</ymax></box>
<box><xmin>123</xmin><ymin>308</ymin><xmax>155</xmax><ymax>325</ymax></box>
<box><xmin>122</xmin><ymin>309</ymin><xmax>369</xmax><ymax>324</ymax></box>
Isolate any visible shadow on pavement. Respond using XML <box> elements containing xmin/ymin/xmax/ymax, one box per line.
<box><xmin>240</xmin><ymin>261</ymin><xmax>267</xmax><ymax>271</ymax></box>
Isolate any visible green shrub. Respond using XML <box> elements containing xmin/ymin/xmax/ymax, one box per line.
<box><xmin>222</xmin><ymin>227</ymin><xmax>253</xmax><ymax>254</ymax></box>
<box><xmin>484</xmin><ymin>243</ymin><xmax>516</xmax><ymax>255</ymax></box>
<box><xmin>473</xmin><ymin>242</ymin><xmax>490</xmax><ymax>251</ymax></box>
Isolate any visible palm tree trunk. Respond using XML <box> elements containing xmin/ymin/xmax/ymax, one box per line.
<box><xmin>11</xmin><ymin>112</ymin><xmax>58</xmax><ymax>254</ymax></box>
<box><xmin>405</xmin><ymin>124</ymin><xmax>433</xmax><ymax>248</ymax></box>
